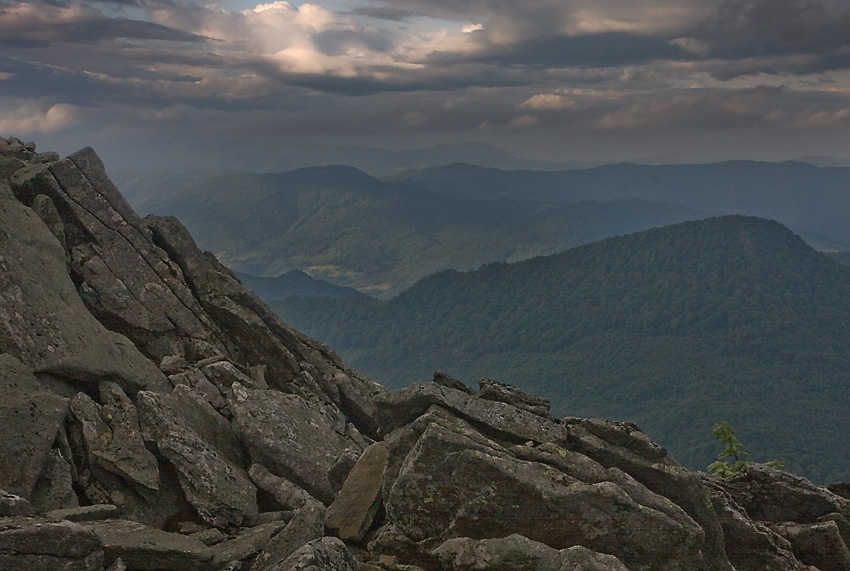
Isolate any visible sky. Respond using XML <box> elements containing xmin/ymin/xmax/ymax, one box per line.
<box><xmin>2</xmin><ymin>0</ymin><xmax>850</xmax><ymax>170</ymax></box>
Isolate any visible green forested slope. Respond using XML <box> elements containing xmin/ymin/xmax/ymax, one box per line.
<box><xmin>127</xmin><ymin>165</ymin><xmax>706</xmax><ymax>296</ymax></box>
<box><xmin>273</xmin><ymin>216</ymin><xmax>850</xmax><ymax>482</ymax></box>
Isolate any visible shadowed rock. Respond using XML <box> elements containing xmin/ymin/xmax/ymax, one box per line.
<box><xmin>0</xmin><ymin>355</ymin><xmax>69</xmax><ymax>499</ymax></box>
<box><xmin>0</xmin><ymin>180</ymin><xmax>169</xmax><ymax>394</ymax></box>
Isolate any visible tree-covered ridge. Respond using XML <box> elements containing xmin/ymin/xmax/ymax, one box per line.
<box><xmin>272</xmin><ymin>216</ymin><xmax>850</xmax><ymax>483</ymax></box>
<box><xmin>126</xmin><ymin>165</ymin><xmax>707</xmax><ymax>296</ymax></box>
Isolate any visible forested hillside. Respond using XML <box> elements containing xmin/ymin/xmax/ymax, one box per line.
<box><xmin>272</xmin><ymin>216</ymin><xmax>850</xmax><ymax>483</ymax></box>
<box><xmin>126</xmin><ymin>165</ymin><xmax>706</xmax><ymax>296</ymax></box>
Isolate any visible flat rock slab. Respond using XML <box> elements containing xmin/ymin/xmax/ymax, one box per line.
<box><xmin>0</xmin><ymin>516</ymin><xmax>104</xmax><ymax>571</ymax></box>
<box><xmin>231</xmin><ymin>389</ymin><xmax>355</xmax><ymax>504</ymax></box>
<box><xmin>0</xmin><ymin>355</ymin><xmax>68</xmax><ymax>498</ymax></box>
<box><xmin>80</xmin><ymin>519</ymin><xmax>212</xmax><ymax>571</ymax></box>
<box><xmin>434</xmin><ymin>534</ymin><xmax>628</xmax><ymax>571</ymax></box>
<box><xmin>325</xmin><ymin>441</ymin><xmax>387</xmax><ymax>542</ymax></box>
<box><xmin>137</xmin><ymin>387</ymin><xmax>257</xmax><ymax>528</ymax></box>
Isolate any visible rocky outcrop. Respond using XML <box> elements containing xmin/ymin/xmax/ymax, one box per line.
<box><xmin>2</xmin><ymin>137</ymin><xmax>848</xmax><ymax>570</ymax></box>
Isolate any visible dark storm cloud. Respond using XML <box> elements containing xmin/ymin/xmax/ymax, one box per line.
<box><xmin>350</xmin><ymin>5</ymin><xmax>416</xmax><ymax>22</ymax></box>
<box><xmin>464</xmin><ymin>32</ymin><xmax>689</xmax><ymax>69</ymax></box>
<box><xmin>313</xmin><ymin>29</ymin><xmax>393</xmax><ymax>57</ymax></box>
<box><xmin>0</xmin><ymin>1</ymin><xmax>204</xmax><ymax>44</ymax></box>
<box><xmin>690</xmin><ymin>0</ymin><xmax>850</xmax><ymax>76</ymax></box>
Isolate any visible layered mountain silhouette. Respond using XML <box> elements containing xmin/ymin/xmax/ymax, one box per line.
<box><xmin>122</xmin><ymin>165</ymin><xmax>708</xmax><ymax>296</ymax></box>
<box><xmin>275</xmin><ymin>216</ymin><xmax>850</xmax><ymax>483</ymax></box>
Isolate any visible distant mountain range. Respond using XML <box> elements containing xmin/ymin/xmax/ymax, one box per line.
<box><xmin>390</xmin><ymin>160</ymin><xmax>850</xmax><ymax>250</ymax></box>
<box><xmin>122</xmin><ymin>166</ymin><xmax>708</xmax><ymax>297</ymax></box>
<box><xmin>112</xmin><ymin>142</ymin><xmax>583</xmax><ymax>178</ymax></box>
<box><xmin>271</xmin><ymin>216</ymin><xmax>850</xmax><ymax>484</ymax></box>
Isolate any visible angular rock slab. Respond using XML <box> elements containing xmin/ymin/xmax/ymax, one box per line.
<box><xmin>325</xmin><ymin>441</ymin><xmax>387</xmax><ymax>542</ymax></box>
<box><xmin>708</xmin><ymin>486</ymin><xmax>809</xmax><ymax>571</ymax></box>
<box><xmin>137</xmin><ymin>387</ymin><xmax>257</xmax><ymax>528</ymax></box>
<box><xmin>0</xmin><ymin>179</ymin><xmax>169</xmax><ymax>394</ymax></box>
<box><xmin>0</xmin><ymin>354</ymin><xmax>69</xmax><ymax>498</ymax></box>
<box><xmin>68</xmin><ymin>387</ymin><xmax>160</xmax><ymax>502</ymax></box>
<box><xmin>231</xmin><ymin>388</ymin><xmax>356</xmax><ymax>504</ymax></box>
<box><xmin>0</xmin><ymin>516</ymin><xmax>104</xmax><ymax>571</ymax></box>
<box><xmin>433</xmin><ymin>534</ymin><xmax>628</xmax><ymax>571</ymax></box>
<box><xmin>386</xmin><ymin>423</ymin><xmax>703</xmax><ymax>570</ymax></box>
<box><xmin>253</xmin><ymin>502</ymin><xmax>326</xmax><ymax>571</ymax></box>
<box><xmin>80</xmin><ymin>519</ymin><xmax>212</xmax><ymax>571</ymax></box>
<box><xmin>272</xmin><ymin>537</ymin><xmax>358</xmax><ymax>571</ymax></box>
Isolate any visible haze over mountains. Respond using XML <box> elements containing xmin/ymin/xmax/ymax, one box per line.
<box><xmin>120</xmin><ymin>157</ymin><xmax>850</xmax><ymax>298</ymax></box>
<box><xmin>121</xmin><ymin>165</ymin><xmax>708</xmax><ymax>297</ymax></box>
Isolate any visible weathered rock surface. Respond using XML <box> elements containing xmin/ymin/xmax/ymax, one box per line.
<box><xmin>477</xmin><ymin>377</ymin><xmax>551</xmax><ymax>417</ymax></box>
<box><xmin>231</xmin><ymin>388</ymin><xmax>358</xmax><ymax>504</ymax></box>
<box><xmin>269</xmin><ymin>536</ymin><xmax>358</xmax><ymax>571</ymax></box>
<box><xmin>0</xmin><ymin>516</ymin><xmax>104</xmax><ymax>571</ymax></box>
<box><xmin>433</xmin><ymin>534</ymin><xmax>628</xmax><ymax>571</ymax></box>
<box><xmin>80</xmin><ymin>519</ymin><xmax>212</xmax><ymax>571</ymax></box>
<box><xmin>2</xmin><ymin>139</ymin><xmax>847</xmax><ymax>571</ymax></box>
<box><xmin>0</xmin><ymin>177</ymin><xmax>169</xmax><ymax>394</ymax></box>
<box><xmin>137</xmin><ymin>387</ymin><xmax>258</xmax><ymax>528</ymax></box>
<box><xmin>0</xmin><ymin>355</ymin><xmax>69</xmax><ymax>499</ymax></box>
<box><xmin>325</xmin><ymin>441</ymin><xmax>387</xmax><ymax>542</ymax></box>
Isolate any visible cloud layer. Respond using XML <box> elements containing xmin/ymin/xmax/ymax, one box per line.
<box><xmin>1</xmin><ymin>0</ymin><xmax>849</xmax><ymax>165</ymax></box>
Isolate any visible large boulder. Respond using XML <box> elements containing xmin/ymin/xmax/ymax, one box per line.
<box><xmin>433</xmin><ymin>534</ymin><xmax>628</xmax><ymax>571</ymax></box>
<box><xmin>0</xmin><ymin>354</ymin><xmax>69</xmax><ymax>499</ymax></box>
<box><xmin>385</xmin><ymin>422</ymin><xmax>703</xmax><ymax>570</ymax></box>
<box><xmin>137</xmin><ymin>386</ymin><xmax>258</xmax><ymax>528</ymax></box>
<box><xmin>324</xmin><ymin>441</ymin><xmax>388</xmax><ymax>542</ymax></box>
<box><xmin>10</xmin><ymin>150</ymin><xmax>227</xmax><ymax>366</ymax></box>
<box><xmin>0</xmin><ymin>516</ymin><xmax>104</xmax><ymax>571</ymax></box>
<box><xmin>80</xmin><ymin>519</ymin><xmax>212</xmax><ymax>571</ymax></box>
<box><xmin>230</xmin><ymin>387</ymin><xmax>359</xmax><ymax>504</ymax></box>
<box><xmin>0</xmin><ymin>180</ymin><xmax>169</xmax><ymax>394</ymax></box>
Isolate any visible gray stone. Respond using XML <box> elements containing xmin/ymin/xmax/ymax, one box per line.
<box><xmin>568</xmin><ymin>420</ymin><xmax>733</xmax><ymax>571</ymax></box>
<box><xmin>268</xmin><ymin>537</ymin><xmax>358</xmax><ymax>571</ymax></box>
<box><xmin>231</xmin><ymin>388</ymin><xmax>356</xmax><ymax>504</ymax></box>
<box><xmin>0</xmin><ymin>490</ymin><xmax>38</xmax><ymax>517</ymax></box>
<box><xmin>80</xmin><ymin>519</ymin><xmax>212</xmax><ymax>571</ymax></box>
<box><xmin>375</xmin><ymin>383</ymin><xmax>570</xmax><ymax>445</ymax></box>
<box><xmin>0</xmin><ymin>355</ymin><xmax>69</xmax><ymax>499</ymax></box>
<box><xmin>432</xmin><ymin>371</ymin><xmax>475</xmax><ymax>394</ymax></box>
<box><xmin>325</xmin><ymin>441</ymin><xmax>387</xmax><ymax>542</ymax></box>
<box><xmin>249</xmin><ymin>463</ymin><xmax>318</xmax><ymax>510</ymax></box>
<box><xmin>253</xmin><ymin>502</ymin><xmax>325</xmax><ymax>571</ymax></box>
<box><xmin>31</xmin><ymin>448</ymin><xmax>79</xmax><ymax>512</ymax></box>
<box><xmin>433</xmin><ymin>534</ymin><xmax>628</xmax><ymax>571</ymax></box>
<box><xmin>725</xmin><ymin>464</ymin><xmax>850</xmax><ymax>523</ymax></box>
<box><xmin>202</xmin><ymin>360</ymin><xmax>254</xmax><ymax>394</ymax></box>
<box><xmin>386</xmin><ymin>423</ymin><xmax>703</xmax><ymax>570</ymax></box>
<box><xmin>477</xmin><ymin>377</ymin><xmax>550</xmax><ymax>417</ymax></box>
<box><xmin>46</xmin><ymin>504</ymin><xmax>120</xmax><ymax>523</ymax></box>
<box><xmin>773</xmin><ymin>520</ymin><xmax>850</xmax><ymax>571</ymax></box>
<box><xmin>137</xmin><ymin>387</ymin><xmax>257</xmax><ymax>528</ymax></box>
<box><xmin>0</xmin><ymin>177</ymin><xmax>169</xmax><ymax>394</ymax></box>
<box><xmin>210</xmin><ymin>520</ymin><xmax>288</xmax><ymax>567</ymax></box>
<box><xmin>0</xmin><ymin>516</ymin><xmax>104</xmax><ymax>571</ymax></box>
<box><xmin>708</xmin><ymin>485</ymin><xmax>809</xmax><ymax>571</ymax></box>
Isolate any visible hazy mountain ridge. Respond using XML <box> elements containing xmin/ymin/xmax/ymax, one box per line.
<box><xmin>124</xmin><ymin>165</ymin><xmax>709</xmax><ymax>296</ymax></box>
<box><xmin>273</xmin><ymin>215</ymin><xmax>850</xmax><ymax>483</ymax></box>
<box><xmin>391</xmin><ymin>160</ymin><xmax>850</xmax><ymax>250</ymax></box>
